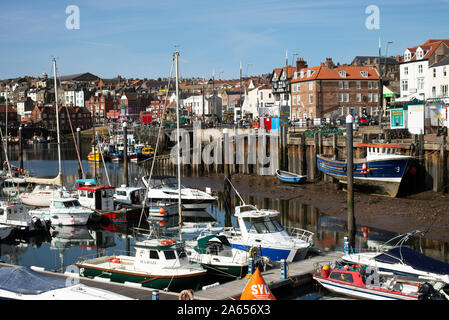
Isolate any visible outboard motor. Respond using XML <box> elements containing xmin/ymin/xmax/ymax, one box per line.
<box><xmin>418</xmin><ymin>282</ymin><xmax>447</xmax><ymax>300</ymax></box>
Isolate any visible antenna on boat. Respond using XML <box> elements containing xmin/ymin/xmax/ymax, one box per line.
<box><xmin>226</xmin><ymin>177</ymin><xmax>245</xmax><ymax>205</ymax></box>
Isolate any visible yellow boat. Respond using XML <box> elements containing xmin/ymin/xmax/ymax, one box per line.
<box><xmin>137</xmin><ymin>146</ymin><xmax>154</xmax><ymax>161</ymax></box>
<box><xmin>88</xmin><ymin>147</ymin><xmax>102</xmax><ymax>162</ymax></box>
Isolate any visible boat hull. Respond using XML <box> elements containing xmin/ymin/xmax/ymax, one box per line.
<box><xmin>230</xmin><ymin>243</ymin><xmax>308</xmax><ymax>262</ymax></box>
<box><xmin>313</xmin><ymin>275</ymin><xmax>418</xmax><ymax>300</ymax></box>
<box><xmin>200</xmin><ymin>263</ymin><xmax>248</xmax><ymax>278</ymax></box>
<box><xmin>76</xmin><ymin>263</ymin><xmax>205</xmax><ymax>292</ymax></box>
<box><xmin>275</xmin><ymin>170</ymin><xmax>306</xmax><ymax>184</ymax></box>
<box><xmin>317</xmin><ymin>155</ymin><xmax>411</xmax><ymax>197</ymax></box>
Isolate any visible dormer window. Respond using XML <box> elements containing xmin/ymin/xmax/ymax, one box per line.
<box><xmin>416</xmin><ymin>48</ymin><xmax>423</xmax><ymax>60</ymax></box>
<box><xmin>338</xmin><ymin>70</ymin><xmax>347</xmax><ymax>78</ymax></box>
<box><xmin>360</xmin><ymin>71</ymin><xmax>368</xmax><ymax>78</ymax></box>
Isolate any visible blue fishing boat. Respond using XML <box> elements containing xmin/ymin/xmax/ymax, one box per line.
<box><xmin>275</xmin><ymin>169</ymin><xmax>307</xmax><ymax>184</ymax></box>
<box><xmin>317</xmin><ymin>143</ymin><xmax>415</xmax><ymax>197</ymax></box>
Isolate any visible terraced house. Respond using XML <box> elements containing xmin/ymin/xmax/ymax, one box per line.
<box><xmin>290</xmin><ymin>58</ymin><xmax>380</xmax><ymax>120</ymax></box>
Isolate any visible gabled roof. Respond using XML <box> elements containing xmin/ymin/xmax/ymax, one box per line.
<box><xmin>401</xmin><ymin>39</ymin><xmax>449</xmax><ymax>63</ymax></box>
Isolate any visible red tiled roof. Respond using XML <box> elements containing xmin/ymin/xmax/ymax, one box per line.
<box><xmin>400</xmin><ymin>39</ymin><xmax>449</xmax><ymax>63</ymax></box>
<box><xmin>291</xmin><ymin>65</ymin><xmax>379</xmax><ymax>83</ymax></box>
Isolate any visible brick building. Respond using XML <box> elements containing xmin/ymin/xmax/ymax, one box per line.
<box><xmin>85</xmin><ymin>93</ymin><xmax>115</xmax><ymax>123</ymax></box>
<box><xmin>290</xmin><ymin>58</ymin><xmax>380</xmax><ymax>120</ymax></box>
<box><xmin>31</xmin><ymin>104</ymin><xmax>92</xmax><ymax>131</ymax></box>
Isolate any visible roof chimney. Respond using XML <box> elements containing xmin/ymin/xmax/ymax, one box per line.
<box><xmin>296</xmin><ymin>58</ymin><xmax>308</xmax><ymax>72</ymax></box>
<box><xmin>324</xmin><ymin>58</ymin><xmax>335</xmax><ymax>69</ymax></box>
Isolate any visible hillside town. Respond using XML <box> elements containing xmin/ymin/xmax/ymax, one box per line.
<box><xmin>2</xmin><ymin>38</ymin><xmax>448</xmax><ymax>133</ymax></box>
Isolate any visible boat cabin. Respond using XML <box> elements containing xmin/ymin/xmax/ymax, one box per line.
<box><xmin>50</xmin><ymin>198</ymin><xmax>84</xmax><ymax>210</ymax></box>
<box><xmin>77</xmin><ymin>183</ymin><xmax>115</xmax><ymax>211</ymax></box>
<box><xmin>113</xmin><ymin>185</ymin><xmax>146</xmax><ymax>206</ymax></box>
<box><xmin>357</xmin><ymin>143</ymin><xmax>410</xmax><ymax>162</ymax></box>
<box><xmin>234</xmin><ymin>205</ymin><xmax>284</xmax><ymax>236</ymax></box>
<box><xmin>0</xmin><ymin>201</ymin><xmax>33</xmax><ymax>227</ymax></box>
<box><xmin>133</xmin><ymin>239</ymin><xmax>188</xmax><ymax>271</ymax></box>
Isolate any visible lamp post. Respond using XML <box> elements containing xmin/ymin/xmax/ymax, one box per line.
<box><xmin>346</xmin><ymin>114</ymin><xmax>356</xmax><ymax>250</ymax></box>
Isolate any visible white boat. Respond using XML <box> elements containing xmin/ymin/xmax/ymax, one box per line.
<box><xmin>29</xmin><ymin>198</ymin><xmax>93</xmax><ymax>226</ymax></box>
<box><xmin>18</xmin><ymin>183</ymin><xmax>73</xmax><ymax>207</ymax></box>
<box><xmin>185</xmin><ymin>234</ymin><xmax>249</xmax><ymax>278</ymax></box>
<box><xmin>0</xmin><ymin>200</ymin><xmax>49</xmax><ymax>235</ymax></box>
<box><xmin>0</xmin><ymin>266</ymin><xmax>133</xmax><ymax>300</ymax></box>
<box><xmin>141</xmin><ymin>175</ymin><xmax>217</xmax><ymax>210</ymax></box>
<box><xmin>1</xmin><ymin>177</ymin><xmax>29</xmax><ymax>196</ymax></box>
<box><xmin>341</xmin><ymin>230</ymin><xmax>449</xmax><ymax>284</ymax></box>
<box><xmin>113</xmin><ymin>185</ymin><xmax>178</xmax><ymax>218</ymax></box>
<box><xmin>219</xmin><ymin>204</ymin><xmax>314</xmax><ymax>263</ymax></box>
<box><xmin>76</xmin><ymin>237</ymin><xmax>207</xmax><ymax>292</ymax></box>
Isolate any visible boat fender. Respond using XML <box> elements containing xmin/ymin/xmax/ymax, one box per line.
<box><xmin>160</xmin><ymin>240</ymin><xmax>170</xmax><ymax>245</ymax></box>
<box><xmin>178</xmin><ymin>289</ymin><xmax>194</xmax><ymax>300</ymax></box>
<box><xmin>159</xmin><ymin>208</ymin><xmax>166</xmax><ymax>215</ymax></box>
<box><xmin>109</xmin><ymin>258</ymin><xmax>120</xmax><ymax>263</ymax></box>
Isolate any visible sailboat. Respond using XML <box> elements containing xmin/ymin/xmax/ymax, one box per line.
<box><xmin>29</xmin><ymin>59</ymin><xmax>93</xmax><ymax>226</ymax></box>
<box><xmin>76</xmin><ymin>52</ymin><xmax>207</xmax><ymax>292</ymax></box>
<box><xmin>19</xmin><ymin>58</ymin><xmax>65</xmax><ymax>206</ymax></box>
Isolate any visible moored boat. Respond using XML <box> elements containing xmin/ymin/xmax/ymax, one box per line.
<box><xmin>185</xmin><ymin>234</ymin><xmax>249</xmax><ymax>278</ymax></box>
<box><xmin>0</xmin><ymin>266</ymin><xmax>133</xmax><ymax>300</ymax></box>
<box><xmin>317</xmin><ymin>143</ymin><xmax>415</xmax><ymax>197</ymax></box>
<box><xmin>275</xmin><ymin>169</ymin><xmax>307</xmax><ymax>184</ymax></box>
<box><xmin>218</xmin><ymin>204</ymin><xmax>314</xmax><ymax>263</ymax></box>
<box><xmin>76</xmin><ymin>238</ymin><xmax>207</xmax><ymax>292</ymax></box>
<box><xmin>341</xmin><ymin>230</ymin><xmax>449</xmax><ymax>284</ymax></box>
<box><xmin>313</xmin><ymin>262</ymin><xmax>449</xmax><ymax>300</ymax></box>
<box><xmin>29</xmin><ymin>198</ymin><xmax>93</xmax><ymax>226</ymax></box>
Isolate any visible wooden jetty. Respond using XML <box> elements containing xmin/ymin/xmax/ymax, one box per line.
<box><xmin>194</xmin><ymin>250</ymin><xmax>344</xmax><ymax>300</ymax></box>
<box><xmin>0</xmin><ymin>250</ymin><xmax>343</xmax><ymax>300</ymax></box>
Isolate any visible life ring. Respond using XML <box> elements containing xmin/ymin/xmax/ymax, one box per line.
<box><xmin>249</xmin><ymin>246</ymin><xmax>259</xmax><ymax>258</ymax></box>
<box><xmin>178</xmin><ymin>289</ymin><xmax>194</xmax><ymax>300</ymax></box>
<box><xmin>160</xmin><ymin>240</ymin><xmax>170</xmax><ymax>245</ymax></box>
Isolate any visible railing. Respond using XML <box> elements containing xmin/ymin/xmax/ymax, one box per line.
<box><xmin>284</xmin><ymin>226</ymin><xmax>314</xmax><ymax>244</ymax></box>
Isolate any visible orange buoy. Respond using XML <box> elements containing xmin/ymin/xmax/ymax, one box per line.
<box><xmin>240</xmin><ymin>268</ymin><xmax>276</xmax><ymax>300</ymax></box>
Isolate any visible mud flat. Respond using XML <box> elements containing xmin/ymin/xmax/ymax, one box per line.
<box><xmin>182</xmin><ymin>173</ymin><xmax>449</xmax><ymax>243</ymax></box>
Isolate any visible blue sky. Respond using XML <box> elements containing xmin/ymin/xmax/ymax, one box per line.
<box><xmin>1</xmin><ymin>0</ymin><xmax>449</xmax><ymax>80</ymax></box>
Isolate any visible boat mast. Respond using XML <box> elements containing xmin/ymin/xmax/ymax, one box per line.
<box><xmin>174</xmin><ymin>50</ymin><xmax>182</xmax><ymax>238</ymax></box>
<box><xmin>53</xmin><ymin>58</ymin><xmax>62</xmax><ymax>177</ymax></box>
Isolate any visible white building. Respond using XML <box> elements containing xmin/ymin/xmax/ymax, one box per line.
<box><xmin>428</xmin><ymin>55</ymin><xmax>449</xmax><ymax>100</ymax></box>
<box><xmin>182</xmin><ymin>94</ymin><xmax>222</xmax><ymax>118</ymax></box>
<box><xmin>398</xmin><ymin>39</ymin><xmax>449</xmax><ymax>102</ymax></box>
<box><xmin>242</xmin><ymin>85</ymin><xmax>275</xmax><ymax>119</ymax></box>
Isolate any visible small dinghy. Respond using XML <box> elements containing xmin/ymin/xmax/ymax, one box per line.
<box><xmin>275</xmin><ymin>169</ymin><xmax>307</xmax><ymax>184</ymax></box>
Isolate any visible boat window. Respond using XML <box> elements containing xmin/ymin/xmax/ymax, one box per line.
<box><xmin>87</xmin><ymin>191</ymin><xmax>94</xmax><ymax>199</ymax></box>
<box><xmin>7</xmin><ymin>209</ymin><xmax>11</xmax><ymax>215</ymax></box>
<box><xmin>116</xmin><ymin>190</ymin><xmax>127</xmax><ymax>196</ymax></box>
<box><xmin>272</xmin><ymin>219</ymin><xmax>284</xmax><ymax>232</ymax></box>
<box><xmin>149</xmin><ymin>250</ymin><xmax>159</xmax><ymax>259</ymax></box>
<box><xmin>164</xmin><ymin>250</ymin><xmax>176</xmax><ymax>260</ymax></box>
<box><xmin>176</xmin><ymin>248</ymin><xmax>187</xmax><ymax>259</ymax></box>
<box><xmin>53</xmin><ymin>201</ymin><xmax>65</xmax><ymax>209</ymax></box>
<box><xmin>265</xmin><ymin>220</ymin><xmax>279</xmax><ymax>233</ymax></box>
<box><xmin>79</xmin><ymin>190</ymin><xmax>87</xmax><ymax>197</ymax></box>
<box><xmin>102</xmin><ymin>189</ymin><xmax>114</xmax><ymax>197</ymax></box>
<box><xmin>0</xmin><ymin>209</ymin><xmax>3</xmax><ymax>216</ymax></box>
<box><xmin>251</xmin><ymin>221</ymin><xmax>269</xmax><ymax>234</ymax></box>
<box><xmin>329</xmin><ymin>271</ymin><xmax>354</xmax><ymax>283</ymax></box>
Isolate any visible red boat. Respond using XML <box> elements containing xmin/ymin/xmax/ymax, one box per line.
<box><xmin>313</xmin><ymin>263</ymin><xmax>448</xmax><ymax>300</ymax></box>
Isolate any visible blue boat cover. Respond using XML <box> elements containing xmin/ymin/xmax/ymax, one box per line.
<box><xmin>375</xmin><ymin>247</ymin><xmax>449</xmax><ymax>275</ymax></box>
<box><xmin>0</xmin><ymin>267</ymin><xmax>68</xmax><ymax>295</ymax></box>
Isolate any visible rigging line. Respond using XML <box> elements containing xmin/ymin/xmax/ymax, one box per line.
<box><xmin>225</xmin><ymin>177</ymin><xmax>245</xmax><ymax>206</ymax></box>
<box><xmin>137</xmin><ymin>58</ymin><xmax>175</xmax><ymax>230</ymax></box>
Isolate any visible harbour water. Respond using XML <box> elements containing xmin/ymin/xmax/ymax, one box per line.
<box><xmin>2</xmin><ymin>141</ymin><xmax>449</xmax><ymax>299</ymax></box>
